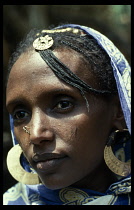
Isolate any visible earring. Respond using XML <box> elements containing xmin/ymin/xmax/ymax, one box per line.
<box><xmin>104</xmin><ymin>129</ymin><xmax>131</xmax><ymax>177</ymax></box>
<box><xmin>23</xmin><ymin>126</ymin><xmax>30</xmax><ymax>135</ymax></box>
<box><xmin>6</xmin><ymin>144</ymin><xmax>40</xmax><ymax>185</ymax></box>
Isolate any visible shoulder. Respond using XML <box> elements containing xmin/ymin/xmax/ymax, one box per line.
<box><xmin>3</xmin><ymin>182</ymin><xmax>29</xmax><ymax>205</ymax></box>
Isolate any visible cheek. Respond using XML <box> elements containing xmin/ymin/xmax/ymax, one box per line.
<box><xmin>56</xmin><ymin>115</ymin><xmax>105</xmax><ymax>175</ymax></box>
<box><xmin>55</xmin><ymin>114</ymin><xmax>91</xmax><ymax>148</ymax></box>
<box><xmin>55</xmin><ymin>121</ymin><xmax>78</xmax><ymax>145</ymax></box>
<box><xmin>58</xmin><ymin>112</ymin><xmax>109</xmax><ymax>158</ymax></box>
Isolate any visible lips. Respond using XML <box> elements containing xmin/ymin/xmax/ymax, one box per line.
<box><xmin>33</xmin><ymin>153</ymin><xmax>67</xmax><ymax>162</ymax></box>
<box><xmin>32</xmin><ymin>152</ymin><xmax>68</xmax><ymax>172</ymax></box>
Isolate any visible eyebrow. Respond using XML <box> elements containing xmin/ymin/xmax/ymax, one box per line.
<box><xmin>6</xmin><ymin>99</ymin><xmax>27</xmax><ymax>112</ymax></box>
<box><xmin>6</xmin><ymin>87</ymin><xmax>80</xmax><ymax>110</ymax></box>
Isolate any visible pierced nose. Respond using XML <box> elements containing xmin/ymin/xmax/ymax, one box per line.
<box><xmin>23</xmin><ymin>126</ymin><xmax>31</xmax><ymax>135</ymax></box>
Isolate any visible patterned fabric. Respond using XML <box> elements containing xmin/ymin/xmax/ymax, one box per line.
<box><xmin>4</xmin><ymin>24</ymin><xmax>131</xmax><ymax>205</ymax></box>
<box><xmin>3</xmin><ymin>176</ymin><xmax>131</xmax><ymax>205</ymax></box>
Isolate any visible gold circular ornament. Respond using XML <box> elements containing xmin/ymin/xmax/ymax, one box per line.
<box><xmin>7</xmin><ymin>144</ymin><xmax>40</xmax><ymax>185</ymax></box>
<box><xmin>33</xmin><ymin>35</ymin><xmax>54</xmax><ymax>50</ymax></box>
<box><xmin>104</xmin><ymin>145</ymin><xmax>131</xmax><ymax>177</ymax></box>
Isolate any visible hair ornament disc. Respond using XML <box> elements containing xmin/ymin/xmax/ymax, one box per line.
<box><xmin>33</xmin><ymin>35</ymin><xmax>54</xmax><ymax>51</ymax></box>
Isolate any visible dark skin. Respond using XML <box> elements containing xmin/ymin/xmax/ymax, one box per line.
<box><xmin>6</xmin><ymin>48</ymin><xmax>124</xmax><ymax>192</ymax></box>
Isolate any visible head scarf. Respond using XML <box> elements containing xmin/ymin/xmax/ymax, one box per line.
<box><xmin>7</xmin><ymin>24</ymin><xmax>131</xmax><ymax>205</ymax></box>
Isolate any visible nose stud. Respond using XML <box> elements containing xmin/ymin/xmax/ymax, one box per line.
<box><xmin>23</xmin><ymin>126</ymin><xmax>30</xmax><ymax>135</ymax></box>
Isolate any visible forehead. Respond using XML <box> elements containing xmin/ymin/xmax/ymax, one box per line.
<box><xmin>8</xmin><ymin>51</ymin><xmax>51</xmax><ymax>82</ymax></box>
<box><xmin>6</xmin><ymin>49</ymin><xmax>95</xmax><ymax>100</ymax></box>
<box><xmin>7</xmin><ymin>48</ymin><xmax>94</xmax><ymax>86</ymax></box>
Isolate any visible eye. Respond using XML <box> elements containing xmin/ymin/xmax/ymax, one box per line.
<box><xmin>55</xmin><ymin>101</ymin><xmax>74</xmax><ymax>112</ymax></box>
<box><xmin>13</xmin><ymin>110</ymin><xmax>30</xmax><ymax>122</ymax></box>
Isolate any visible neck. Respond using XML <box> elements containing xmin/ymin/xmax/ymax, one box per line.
<box><xmin>71</xmin><ymin>160</ymin><xmax>117</xmax><ymax>193</ymax></box>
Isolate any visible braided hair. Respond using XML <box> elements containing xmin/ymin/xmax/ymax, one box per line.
<box><xmin>7</xmin><ymin>26</ymin><xmax>117</xmax><ymax>110</ymax></box>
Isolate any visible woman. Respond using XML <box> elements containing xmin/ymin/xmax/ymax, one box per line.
<box><xmin>4</xmin><ymin>24</ymin><xmax>131</xmax><ymax>205</ymax></box>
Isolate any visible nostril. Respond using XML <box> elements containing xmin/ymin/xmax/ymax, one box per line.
<box><xmin>31</xmin><ymin>139</ymin><xmax>53</xmax><ymax>146</ymax></box>
<box><xmin>29</xmin><ymin>129</ymin><xmax>55</xmax><ymax>145</ymax></box>
<box><xmin>40</xmin><ymin>139</ymin><xmax>51</xmax><ymax>144</ymax></box>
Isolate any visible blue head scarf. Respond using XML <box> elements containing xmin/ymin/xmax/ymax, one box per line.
<box><xmin>6</xmin><ymin>24</ymin><xmax>131</xmax><ymax>205</ymax></box>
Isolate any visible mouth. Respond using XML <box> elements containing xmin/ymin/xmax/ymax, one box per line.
<box><xmin>32</xmin><ymin>153</ymin><xmax>68</xmax><ymax>173</ymax></box>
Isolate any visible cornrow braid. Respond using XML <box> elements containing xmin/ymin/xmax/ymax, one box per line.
<box><xmin>60</xmin><ymin>39</ymin><xmax>99</xmax><ymax>67</ymax></box>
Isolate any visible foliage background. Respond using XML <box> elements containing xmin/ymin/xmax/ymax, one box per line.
<box><xmin>3</xmin><ymin>5</ymin><xmax>131</xmax><ymax>193</ymax></box>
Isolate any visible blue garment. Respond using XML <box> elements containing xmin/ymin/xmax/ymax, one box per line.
<box><xmin>4</xmin><ymin>24</ymin><xmax>131</xmax><ymax>205</ymax></box>
<box><xmin>3</xmin><ymin>176</ymin><xmax>131</xmax><ymax>205</ymax></box>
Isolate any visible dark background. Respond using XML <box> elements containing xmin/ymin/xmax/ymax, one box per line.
<box><xmin>3</xmin><ymin>5</ymin><xmax>131</xmax><ymax>193</ymax></box>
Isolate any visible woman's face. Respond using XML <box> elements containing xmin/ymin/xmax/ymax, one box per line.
<box><xmin>6</xmin><ymin>49</ymin><xmax>116</xmax><ymax>190</ymax></box>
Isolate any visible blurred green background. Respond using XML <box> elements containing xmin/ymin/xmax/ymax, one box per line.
<box><xmin>3</xmin><ymin>5</ymin><xmax>131</xmax><ymax>193</ymax></box>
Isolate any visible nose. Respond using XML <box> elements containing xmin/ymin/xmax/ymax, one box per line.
<box><xmin>29</xmin><ymin>109</ymin><xmax>55</xmax><ymax>145</ymax></box>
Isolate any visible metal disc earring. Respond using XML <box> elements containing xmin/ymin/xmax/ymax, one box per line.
<box><xmin>104</xmin><ymin>129</ymin><xmax>131</xmax><ymax>177</ymax></box>
<box><xmin>6</xmin><ymin>144</ymin><xmax>40</xmax><ymax>185</ymax></box>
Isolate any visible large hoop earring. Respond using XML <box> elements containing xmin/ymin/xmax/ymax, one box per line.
<box><xmin>6</xmin><ymin>144</ymin><xmax>40</xmax><ymax>185</ymax></box>
<box><xmin>104</xmin><ymin>129</ymin><xmax>131</xmax><ymax>177</ymax></box>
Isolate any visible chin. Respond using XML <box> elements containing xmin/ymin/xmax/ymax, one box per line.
<box><xmin>39</xmin><ymin>174</ymin><xmax>75</xmax><ymax>190</ymax></box>
<box><xmin>40</xmin><ymin>178</ymin><xmax>69</xmax><ymax>190</ymax></box>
